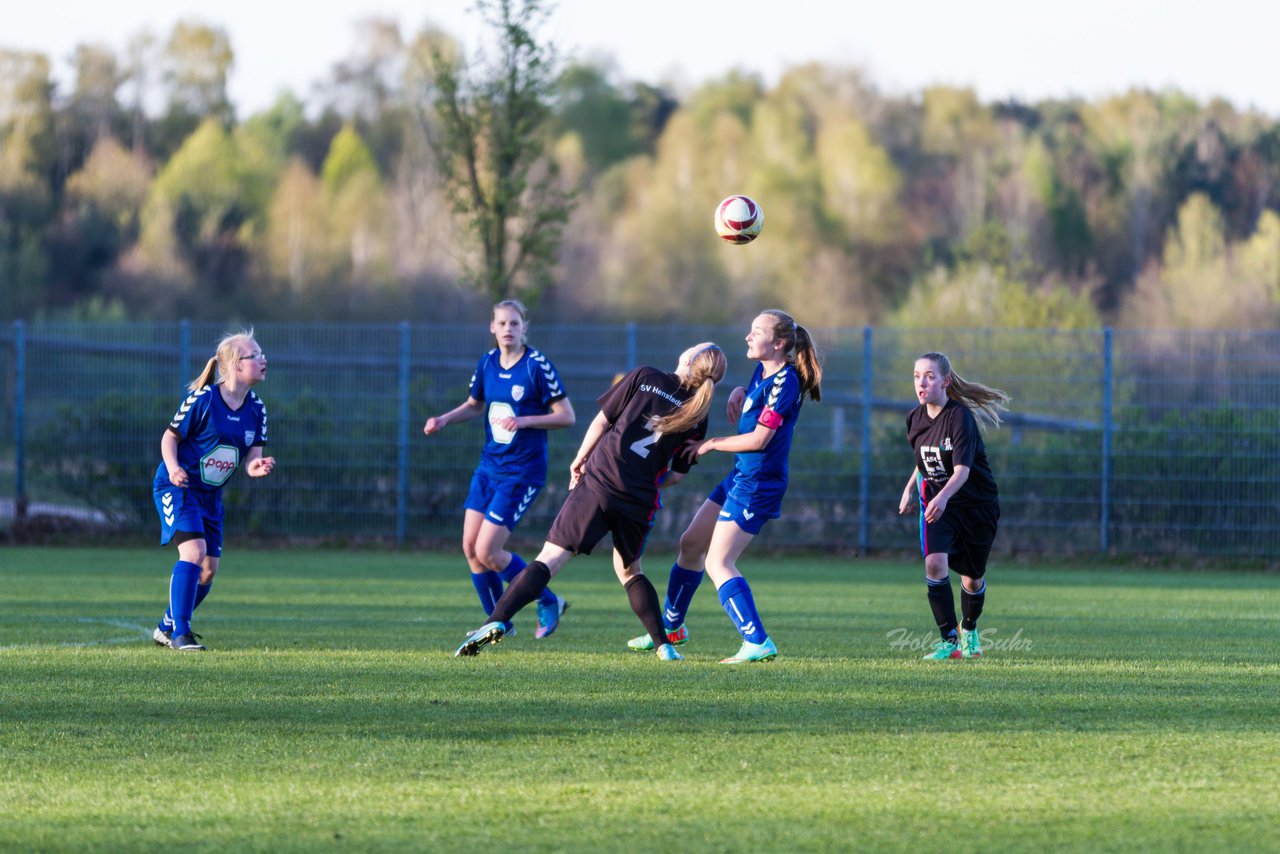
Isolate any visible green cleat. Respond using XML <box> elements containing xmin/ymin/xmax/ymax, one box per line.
<box><xmin>656</xmin><ymin>643</ymin><xmax>684</xmax><ymax>661</ymax></box>
<box><xmin>627</xmin><ymin>624</ymin><xmax>688</xmax><ymax>651</ymax></box>
<box><xmin>719</xmin><ymin>637</ymin><xmax>778</xmax><ymax>664</ymax></box>
<box><xmin>959</xmin><ymin>627</ymin><xmax>983</xmax><ymax>658</ymax></box>
<box><xmin>922</xmin><ymin>638</ymin><xmax>962</xmax><ymax>660</ymax></box>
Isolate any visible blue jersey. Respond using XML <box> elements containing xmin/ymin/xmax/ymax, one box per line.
<box><xmin>153</xmin><ymin>385</ymin><xmax>269</xmax><ymax>492</ymax></box>
<box><xmin>725</xmin><ymin>363</ymin><xmax>803</xmax><ymax>512</ymax></box>
<box><xmin>468</xmin><ymin>347</ymin><xmax>566</xmax><ymax>482</ymax></box>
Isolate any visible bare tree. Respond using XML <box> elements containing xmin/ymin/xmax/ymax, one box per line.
<box><xmin>414</xmin><ymin>0</ymin><xmax>573</xmax><ymax>303</ymax></box>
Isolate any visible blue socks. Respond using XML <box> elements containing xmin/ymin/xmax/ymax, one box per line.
<box><xmin>499</xmin><ymin>553</ymin><xmax>557</xmax><ymax>607</ymax></box>
<box><xmin>470</xmin><ymin>571</ymin><xmax>504</xmax><ymax>616</ymax></box>
<box><xmin>168</xmin><ymin>561</ymin><xmax>202</xmax><ymax>637</ymax></box>
<box><xmin>160</xmin><ymin>581</ymin><xmax>212</xmax><ymax>631</ymax></box>
<box><xmin>718</xmin><ymin>576</ymin><xmax>768</xmax><ymax>644</ymax></box>
<box><xmin>662</xmin><ymin>564</ymin><xmax>704</xmax><ymax>630</ymax></box>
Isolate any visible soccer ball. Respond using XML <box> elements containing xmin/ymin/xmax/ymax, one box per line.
<box><xmin>714</xmin><ymin>195</ymin><xmax>764</xmax><ymax>244</ymax></box>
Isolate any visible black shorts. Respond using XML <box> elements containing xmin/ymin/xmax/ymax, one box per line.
<box><xmin>546</xmin><ymin>484</ymin><xmax>653</xmax><ymax>569</ymax></box>
<box><xmin>920</xmin><ymin>500</ymin><xmax>999</xmax><ymax>579</ymax></box>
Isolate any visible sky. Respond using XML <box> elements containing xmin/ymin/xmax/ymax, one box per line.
<box><xmin>5</xmin><ymin>0</ymin><xmax>1279</xmax><ymax>118</ymax></box>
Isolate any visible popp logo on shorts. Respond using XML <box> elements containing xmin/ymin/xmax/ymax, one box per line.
<box><xmin>199</xmin><ymin>445</ymin><xmax>240</xmax><ymax>487</ymax></box>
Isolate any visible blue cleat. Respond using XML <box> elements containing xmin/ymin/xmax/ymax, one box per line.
<box><xmin>455</xmin><ymin>621</ymin><xmax>509</xmax><ymax>657</ymax></box>
<box><xmin>534</xmin><ymin>594</ymin><xmax>569</xmax><ymax>639</ymax></box>
<box><xmin>170</xmin><ymin>632</ymin><xmax>206</xmax><ymax>652</ymax></box>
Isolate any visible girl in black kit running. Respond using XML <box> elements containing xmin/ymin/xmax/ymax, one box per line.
<box><xmin>899</xmin><ymin>352</ymin><xmax>1009</xmax><ymax>660</ymax></box>
<box><xmin>456</xmin><ymin>342</ymin><xmax>728</xmax><ymax>660</ymax></box>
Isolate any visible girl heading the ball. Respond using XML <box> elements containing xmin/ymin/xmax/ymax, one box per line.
<box><xmin>455</xmin><ymin>342</ymin><xmax>728</xmax><ymax>660</ymax></box>
<box><xmin>631</xmin><ymin>309</ymin><xmax>822</xmax><ymax>663</ymax></box>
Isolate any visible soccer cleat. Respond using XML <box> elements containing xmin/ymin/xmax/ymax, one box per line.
<box><xmin>454</xmin><ymin>621</ymin><xmax>508</xmax><ymax>657</ymax></box>
<box><xmin>923</xmin><ymin>638</ymin><xmax>962</xmax><ymax>660</ymax></box>
<box><xmin>152</xmin><ymin>626</ymin><xmax>173</xmax><ymax>647</ymax></box>
<box><xmin>959</xmin><ymin>627</ymin><xmax>983</xmax><ymax>658</ymax></box>
<box><xmin>170</xmin><ymin>632</ymin><xmax>206</xmax><ymax>652</ymax></box>
<box><xmin>469</xmin><ymin>624</ymin><xmax>515</xmax><ymax>638</ymax></box>
<box><xmin>627</xmin><ymin>624</ymin><xmax>688</xmax><ymax>651</ymax></box>
<box><xmin>719</xmin><ymin>637</ymin><xmax>778</xmax><ymax>664</ymax></box>
<box><xmin>534</xmin><ymin>594</ymin><xmax>569</xmax><ymax>639</ymax></box>
<box><xmin>656</xmin><ymin>643</ymin><xmax>684</xmax><ymax>661</ymax></box>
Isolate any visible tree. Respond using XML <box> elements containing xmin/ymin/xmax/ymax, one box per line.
<box><xmin>152</xmin><ymin>20</ymin><xmax>235</xmax><ymax>158</ymax></box>
<box><xmin>1122</xmin><ymin>193</ymin><xmax>1276</xmax><ymax>329</ymax></box>
<box><xmin>415</xmin><ymin>0</ymin><xmax>573</xmax><ymax>303</ymax></box>
<box><xmin>53</xmin><ymin>136</ymin><xmax>152</xmax><ymax>307</ymax></box>
<box><xmin>320</xmin><ymin>124</ymin><xmax>389</xmax><ymax>292</ymax></box>
<box><xmin>553</xmin><ymin>62</ymin><xmax>644</xmax><ymax>175</ymax></box>
<box><xmin>67</xmin><ymin>44</ymin><xmax>126</xmax><ymax>147</ymax></box>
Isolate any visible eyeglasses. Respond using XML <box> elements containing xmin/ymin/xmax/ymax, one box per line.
<box><xmin>238</xmin><ymin>352</ymin><xmax>267</xmax><ymax>362</ymax></box>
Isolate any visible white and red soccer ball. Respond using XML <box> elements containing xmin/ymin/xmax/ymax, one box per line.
<box><xmin>714</xmin><ymin>195</ymin><xmax>764</xmax><ymax>244</ymax></box>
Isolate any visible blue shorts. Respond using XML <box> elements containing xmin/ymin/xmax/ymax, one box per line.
<box><xmin>708</xmin><ymin>475</ymin><xmax>775</xmax><ymax>535</ymax></box>
<box><xmin>154</xmin><ymin>481</ymin><xmax>224</xmax><ymax>557</ymax></box>
<box><xmin>464</xmin><ymin>469</ymin><xmax>543</xmax><ymax>531</ymax></box>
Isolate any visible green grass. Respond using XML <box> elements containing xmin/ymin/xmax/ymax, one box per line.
<box><xmin>1</xmin><ymin>547</ymin><xmax>1278</xmax><ymax>852</ymax></box>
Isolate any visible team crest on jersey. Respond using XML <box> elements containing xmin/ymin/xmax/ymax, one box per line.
<box><xmin>511</xmin><ymin>384</ymin><xmax>525</xmax><ymax>402</ymax></box>
<box><xmin>244</xmin><ymin>430</ymin><xmax>255</xmax><ymax>446</ymax></box>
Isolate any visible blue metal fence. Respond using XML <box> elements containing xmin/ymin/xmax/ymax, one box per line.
<box><xmin>2</xmin><ymin>321</ymin><xmax>1278</xmax><ymax>557</ymax></box>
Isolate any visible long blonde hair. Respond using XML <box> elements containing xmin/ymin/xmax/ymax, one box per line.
<box><xmin>649</xmin><ymin>343</ymin><xmax>727</xmax><ymax>434</ymax></box>
<box><xmin>920</xmin><ymin>351</ymin><xmax>1011</xmax><ymax>432</ymax></box>
<box><xmin>761</xmin><ymin>309</ymin><xmax>822</xmax><ymax>402</ymax></box>
<box><xmin>189</xmin><ymin>328</ymin><xmax>256</xmax><ymax>392</ymax></box>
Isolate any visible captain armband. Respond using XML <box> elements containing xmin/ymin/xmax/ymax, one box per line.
<box><xmin>758</xmin><ymin>407</ymin><xmax>784</xmax><ymax>430</ymax></box>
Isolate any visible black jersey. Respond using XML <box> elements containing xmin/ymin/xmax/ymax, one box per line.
<box><xmin>905</xmin><ymin>399</ymin><xmax>998</xmax><ymax>508</ymax></box>
<box><xmin>580</xmin><ymin>366</ymin><xmax>708</xmax><ymax>520</ymax></box>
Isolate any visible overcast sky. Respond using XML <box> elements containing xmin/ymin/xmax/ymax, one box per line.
<box><xmin>6</xmin><ymin>0</ymin><xmax>1278</xmax><ymax>117</ymax></box>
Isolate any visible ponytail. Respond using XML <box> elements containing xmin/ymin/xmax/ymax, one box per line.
<box><xmin>790</xmin><ymin>324</ymin><xmax>823</xmax><ymax>402</ymax></box>
<box><xmin>920</xmin><ymin>351</ymin><xmax>1011</xmax><ymax>432</ymax></box>
<box><xmin>649</xmin><ymin>344</ymin><xmax>727</xmax><ymax>434</ymax></box>
<box><xmin>762</xmin><ymin>309</ymin><xmax>822</xmax><ymax>402</ymax></box>
<box><xmin>188</xmin><ymin>357</ymin><xmax>219</xmax><ymax>393</ymax></box>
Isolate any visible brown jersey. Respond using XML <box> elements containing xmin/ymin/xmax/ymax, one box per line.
<box><xmin>579</xmin><ymin>366</ymin><xmax>708</xmax><ymax>521</ymax></box>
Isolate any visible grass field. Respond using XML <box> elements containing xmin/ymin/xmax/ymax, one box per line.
<box><xmin>2</xmin><ymin>546</ymin><xmax>1278</xmax><ymax>852</ymax></box>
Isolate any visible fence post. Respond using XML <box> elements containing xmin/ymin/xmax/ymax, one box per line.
<box><xmin>858</xmin><ymin>325</ymin><xmax>873</xmax><ymax>555</ymax></box>
<box><xmin>1100</xmin><ymin>327</ymin><xmax>1113</xmax><ymax>552</ymax></box>
<box><xmin>626</xmin><ymin>322</ymin><xmax>637</xmax><ymax>370</ymax></box>
<box><xmin>397</xmin><ymin>321</ymin><xmax>411</xmax><ymax>545</ymax></box>
<box><xmin>179</xmin><ymin>319</ymin><xmax>190</xmax><ymax>388</ymax></box>
<box><xmin>14</xmin><ymin>320</ymin><xmax>26</xmax><ymax>522</ymax></box>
